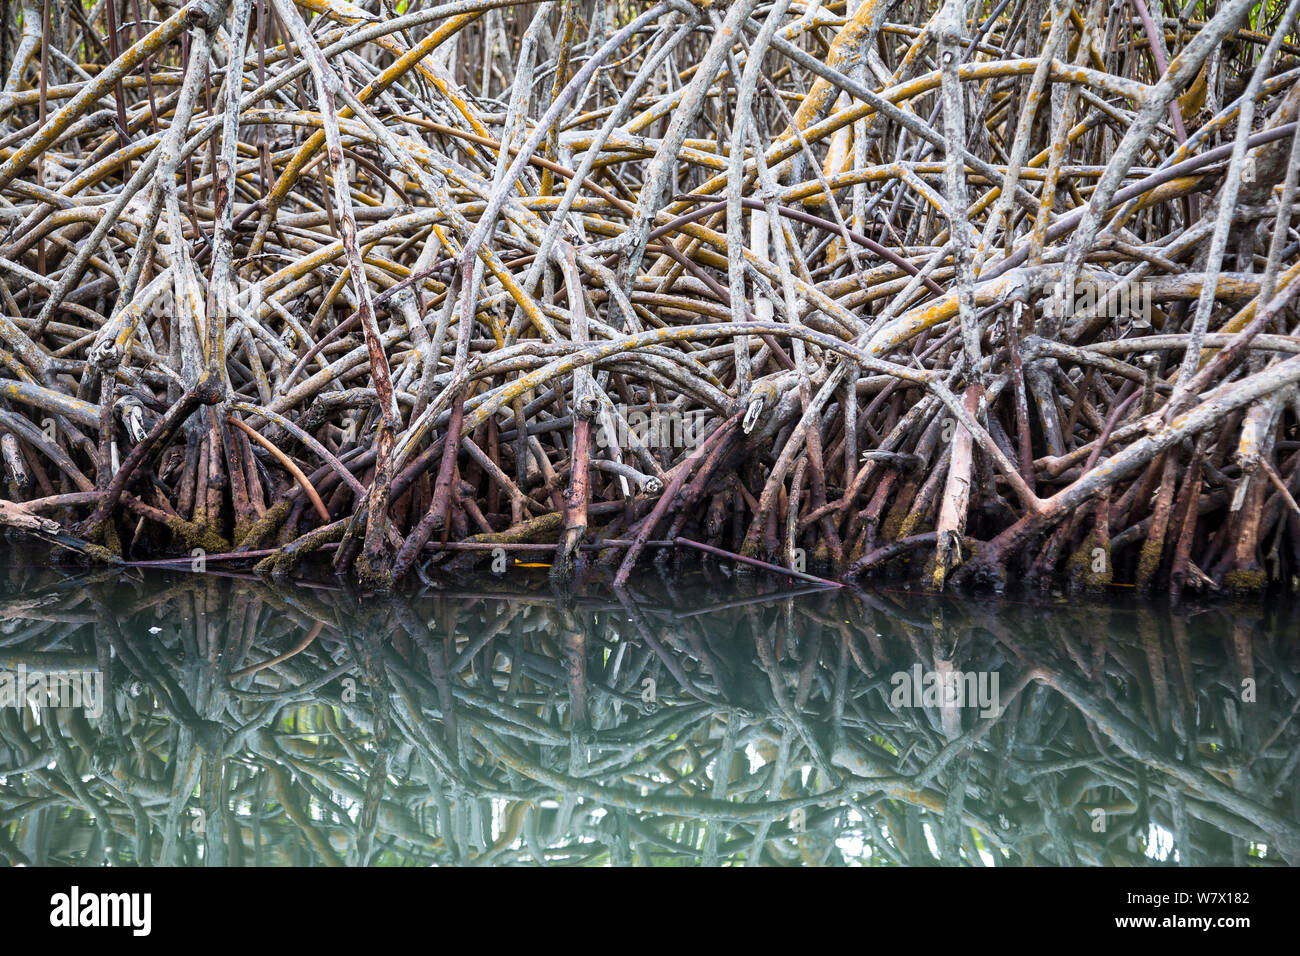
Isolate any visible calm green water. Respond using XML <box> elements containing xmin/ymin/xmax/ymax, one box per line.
<box><xmin>1</xmin><ymin>560</ymin><xmax>1297</xmax><ymax>866</ymax></box>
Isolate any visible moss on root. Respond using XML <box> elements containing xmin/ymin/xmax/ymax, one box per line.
<box><xmin>77</xmin><ymin>542</ymin><xmax>121</xmax><ymax>565</ymax></box>
<box><xmin>441</xmin><ymin>512</ymin><xmax>566</xmax><ymax>572</ymax></box>
<box><xmin>879</xmin><ymin>509</ymin><xmax>907</xmax><ymax>544</ymax></box>
<box><xmin>236</xmin><ymin>500</ymin><xmax>291</xmax><ymax>551</ymax></box>
<box><xmin>895</xmin><ymin>507</ymin><xmax>934</xmax><ymax>542</ymax></box>
<box><xmin>813</xmin><ymin>540</ymin><xmax>833</xmax><ymax>568</ymax></box>
<box><xmin>1136</xmin><ymin>538</ymin><xmax>1163</xmax><ymax>590</ymax></box>
<box><xmin>255</xmin><ymin>521</ymin><xmax>346</xmax><ymax>578</ymax></box>
<box><xmin>1223</xmin><ymin>568</ymin><xmax>1267</xmax><ymax>593</ymax></box>
<box><xmin>163</xmin><ymin>516</ymin><xmax>230</xmax><ymax>554</ymax></box>
<box><xmin>1068</xmin><ymin>534</ymin><xmax>1113</xmax><ymax>591</ymax></box>
<box><xmin>354</xmin><ymin>553</ymin><xmax>393</xmax><ymax>590</ymax></box>
<box><xmin>920</xmin><ymin>552</ymin><xmax>939</xmax><ymax>584</ymax></box>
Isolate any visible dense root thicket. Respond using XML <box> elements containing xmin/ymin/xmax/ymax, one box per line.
<box><xmin>1</xmin><ymin>0</ymin><xmax>1300</xmax><ymax>591</ymax></box>
<box><xmin>1</xmin><ymin>572</ymin><xmax>1297</xmax><ymax>865</ymax></box>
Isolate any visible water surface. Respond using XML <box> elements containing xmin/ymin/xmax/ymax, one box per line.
<box><xmin>1</xmin><ymin>563</ymin><xmax>1297</xmax><ymax>866</ymax></box>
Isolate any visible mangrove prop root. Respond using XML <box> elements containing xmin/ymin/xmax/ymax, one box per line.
<box><xmin>1</xmin><ymin>0</ymin><xmax>1299</xmax><ymax>591</ymax></box>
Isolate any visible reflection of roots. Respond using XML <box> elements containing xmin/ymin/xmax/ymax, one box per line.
<box><xmin>0</xmin><ymin>573</ymin><xmax>1297</xmax><ymax>865</ymax></box>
